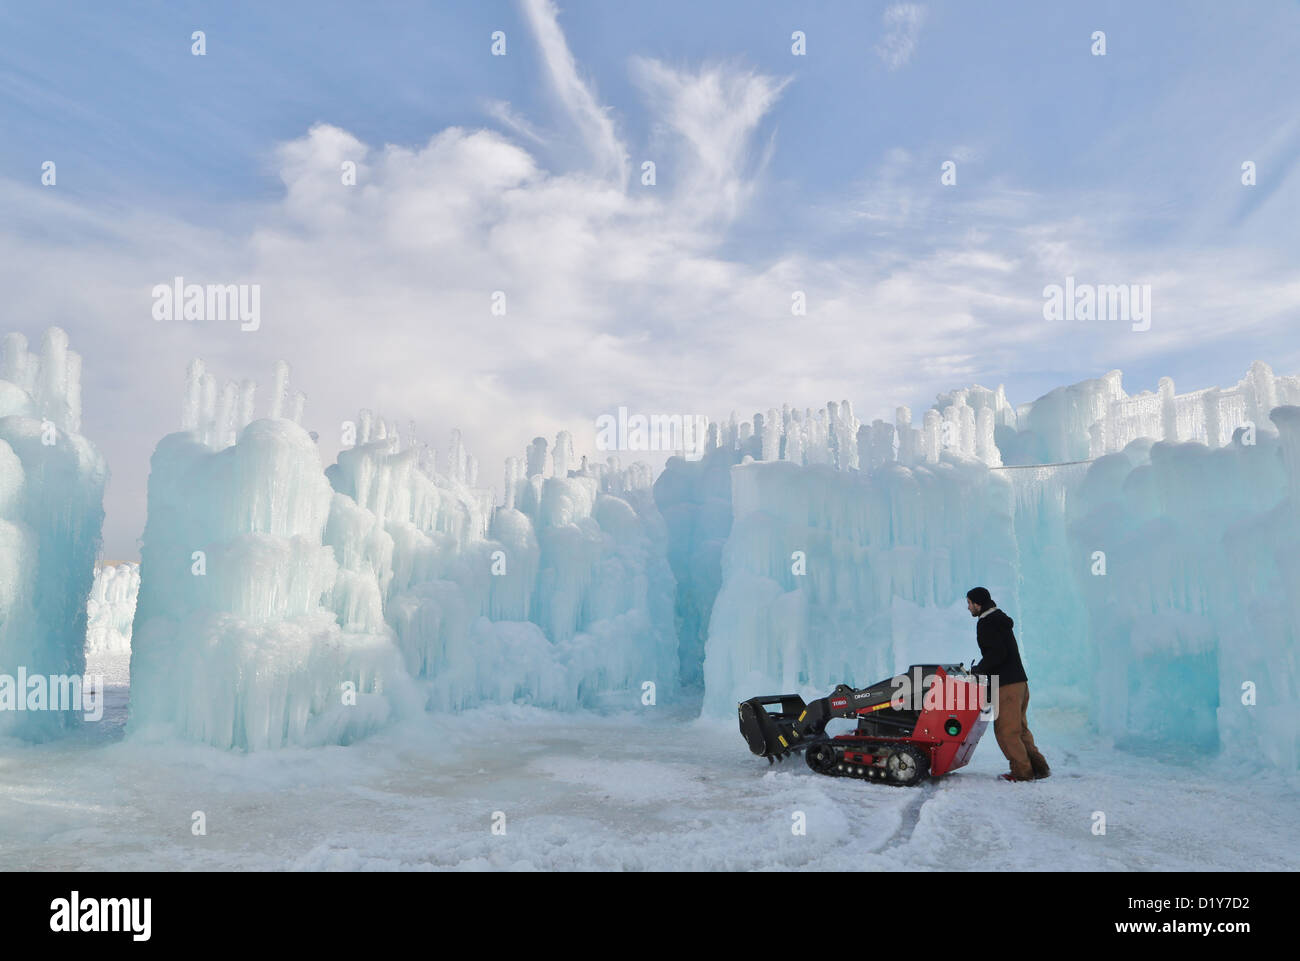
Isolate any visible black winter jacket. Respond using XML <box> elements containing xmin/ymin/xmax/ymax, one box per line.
<box><xmin>972</xmin><ymin>608</ymin><xmax>1028</xmax><ymax>685</ymax></box>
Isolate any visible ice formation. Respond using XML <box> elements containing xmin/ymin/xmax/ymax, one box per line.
<box><xmin>997</xmin><ymin>361</ymin><xmax>1300</xmax><ymax>465</ymax></box>
<box><xmin>328</xmin><ymin>416</ymin><xmax>676</xmax><ymax>714</ymax></box>
<box><xmin>0</xmin><ymin>328</ymin><xmax>106</xmax><ymax>739</ymax></box>
<box><xmin>653</xmin><ymin>435</ymin><xmax>742</xmax><ymax>687</ymax></box>
<box><xmin>683</xmin><ymin>364</ymin><xmax>1300</xmax><ymax>771</ymax></box>
<box><xmin>699</xmin><ymin>457</ymin><xmax>1016</xmax><ymax>716</ymax></box>
<box><xmin>8</xmin><ymin>330</ymin><xmax>1290</xmax><ymax>771</ymax></box>
<box><xmin>129</xmin><ymin>360</ymin><xmax>419</xmax><ymax>749</ymax></box>
<box><xmin>675</xmin><ymin>362</ymin><xmax>1300</xmax><ymax>472</ymax></box>
<box><xmin>85</xmin><ymin>562</ymin><xmax>140</xmax><ymax>655</ymax></box>
<box><xmin>128</xmin><ymin>359</ymin><xmax>677</xmax><ymax>749</ymax></box>
<box><xmin>1069</xmin><ymin>411</ymin><xmax>1300</xmax><ymax>769</ymax></box>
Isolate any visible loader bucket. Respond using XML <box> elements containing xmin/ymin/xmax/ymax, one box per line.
<box><xmin>738</xmin><ymin>694</ymin><xmax>807</xmax><ymax>757</ymax></box>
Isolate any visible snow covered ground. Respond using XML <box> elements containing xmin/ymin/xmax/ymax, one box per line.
<box><xmin>1</xmin><ymin>650</ymin><xmax>1295</xmax><ymax>871</ymax></box>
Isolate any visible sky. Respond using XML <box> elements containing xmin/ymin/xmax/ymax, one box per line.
<box><xmin>2</xmin><ymin>0</ymin><xmax>1298</xmax><ymax>559</ymax></box>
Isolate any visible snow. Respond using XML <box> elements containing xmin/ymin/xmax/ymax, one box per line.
<box><xmin>1</xmin><ymin>687</ymin><xmax>1296</xmax><ymax>870</ymax></box>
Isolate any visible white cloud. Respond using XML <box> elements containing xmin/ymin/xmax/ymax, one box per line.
<box><xmin>876</xmin><ymin>4</ymin><xmax>927</xmax><ymax>71</ymax></box>
<box><xmin>1</xmin><ymin>8</ymin><xmax>1297</xmax><ymax>559</ymax></box>
<box><xmin>631</xmin><ymin>58</ymin><xmax>790</xmax><ymax>225</ymax></box>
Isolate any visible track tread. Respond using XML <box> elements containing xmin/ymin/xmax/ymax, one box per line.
<box><xmin>806</xmin><ymin>738</ymin><xmax>932</xmax><ymax>786</ymax></box>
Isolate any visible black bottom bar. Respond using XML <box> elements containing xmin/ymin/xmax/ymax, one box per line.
<box><xmin>0</xmin><ymin>871</ymin><xmax>1279</xmax><ymax>947</ymax></box>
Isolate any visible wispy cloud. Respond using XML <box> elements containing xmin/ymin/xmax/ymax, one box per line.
<box><xmin>519</xmin><ymin>0</ymin><xmax>628</xmax><ymax>183</ymax></box>
<box><xmin>483</xmin><ymin>99</ymin><xmax>548</xmax><ymax>146</ymax></box>
<box><xmin>631</xmin><ymin>58</ymin><xmax>790</xmax><ymax>225</ymax></box>
<box><xmin>876</xmin><ymin>4</ymin><xmax>926</xmax><ymax>70</ymax></box>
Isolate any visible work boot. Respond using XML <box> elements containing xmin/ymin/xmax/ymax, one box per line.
<box><xmin>998</xmin><ymin>773</ymin><xmax>1033</xmax><ymax>782</ymax></box>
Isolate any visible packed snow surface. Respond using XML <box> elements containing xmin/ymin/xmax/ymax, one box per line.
<box><xmin>1</xmin><ymin>667</ymin><xmax>1295</xmax><ymax>871</ymax></box>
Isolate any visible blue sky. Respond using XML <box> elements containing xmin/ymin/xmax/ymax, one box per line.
<box><xmin>2</xmin><ymin>0</ymin><xmax>1299</xmax><ymax>556</ymax></box>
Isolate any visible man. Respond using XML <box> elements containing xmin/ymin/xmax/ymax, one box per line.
<box><xmin>967</xmin><ymin>587</ymin><xmax>1050</xmax><ymax>782</ymax></box>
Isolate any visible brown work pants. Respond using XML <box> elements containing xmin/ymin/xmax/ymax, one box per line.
<box><xmin>994</xmin><ymin>681</ymin><xmax>1050</xmax><ymax>780</ymax></box>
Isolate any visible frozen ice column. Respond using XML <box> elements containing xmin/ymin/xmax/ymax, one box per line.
<box><xmin>0</xmin><ymin>328</ymin><xmax>107</xmax><ymax>739</ymax></box>
<box><xmin>128</xmin><ymin>360</ymin><xmax>415</xmax><ymax>750</ymax></box>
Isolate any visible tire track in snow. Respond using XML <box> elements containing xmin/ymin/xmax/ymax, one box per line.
<box><xmin>831</xmin><ymin>775</ymin><xmax>936</xmax><ymax>857</ymax></box>
<box><xmin>880</xmin><ymin>780</ymin><xmax>936</xmax><ymax>852</ymax></box>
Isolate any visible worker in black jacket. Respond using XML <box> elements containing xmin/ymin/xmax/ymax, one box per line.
<box><xmin>967</xmin><ymin>587</ymin><xmax>1050</xmax><ymax>781</ymax></box>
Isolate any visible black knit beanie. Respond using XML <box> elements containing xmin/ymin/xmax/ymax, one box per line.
<box><xmin>966</xmin><ymin>587</ymin><xmax>994</xmax><ymax>612</ymax></box>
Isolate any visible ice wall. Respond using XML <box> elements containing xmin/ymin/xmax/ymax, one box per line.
<box><xmin>998</xmin><ymin>461</ymin><xmax>1092</xmax><ymax>706</ymax></box>
<box><xmin>653</xmin><ymin>397</ymin><xmax>1007</xmax><ymax>687</ymax></box>
<box><xmin>85</xmin><ymin>562</ymin><xmax>140</xmax><ymax>656</ymax></box>
<box><xmin>131</xmin><ymin>358</ymin><xmax>677</xmax><ymax>749</ymax></box>
<box><xmin>351</xmin><ymin>423</ymin><xmax>679</xmax><ymax>712</ymax></box>
<box><xmin>129</xmin><ymin>361</ymin><xmax>418</xmax><ymax>750</ymax></box>
<box><xmin>0</xmin><ymin>328</ymin><xmax>106</xmax><ymax>739</ymax></box>
<box><xmin>1068</xmin><ymin>415</ymin><xmax>1300</xmax><ymax>768</ymax></box>
<box><xmin>698</xmin><ymin>366</ymin><xmax>1298</xmax><ymax>771</ymax></box>
<box><xmin>997</xmin><ymin>362</ymin><xmax>1300</xmax><ymax>464</ymax></box>
<box><xmin>653</xmin><ymin>440</ymin><xmax>744</xmax><ymax>687</ymax></box>
<box><xmin>701</xmin><ymin>455</ymin><xmax>1016</xmax><ymax>716</ymax></box>
<box><xmin>84</xmin><ymin>340</ymin><xmax>1300</xmax><ymax>768</ymax></box>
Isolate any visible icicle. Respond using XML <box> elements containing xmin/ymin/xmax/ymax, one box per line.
<box><xmin>238</xmin><ymin>380</ymin><xmax>257</xmax><ymax>431</ymax></box>
<box><xmin>182</xmin><ymin>359</ymin><xmax>205</xmax><ymax>431</ymax></box>
<box><xmin>217</xmin><ymin>381</ymin><xmax>238</xmax><ymax>449</ymax></box>
<box><xmin>200</xmin><ymin>373</ymin><xmax>217</xmax><ymax>447</ymax></box>
<box><xmin>268</xmin><ymin>360</ymin><xmax>290</xmax><ymax>420</ymax></box>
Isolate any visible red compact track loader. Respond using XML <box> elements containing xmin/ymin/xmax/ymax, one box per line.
<box><xmin>738</xmin><ymin>664</ymin><xmax>990</xmax><ymax>786</ymax></box>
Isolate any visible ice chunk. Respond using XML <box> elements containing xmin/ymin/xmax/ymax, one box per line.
<box><xmin>85</xmin><ymin>563</ymin><xmax>140</xmax><ymax>656</ymax></box>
